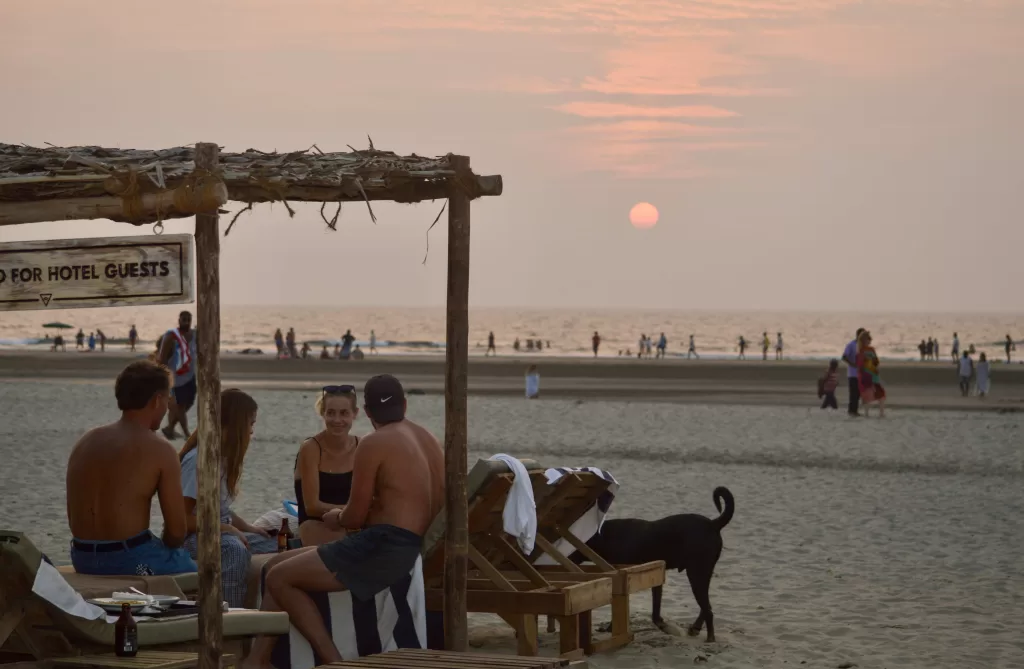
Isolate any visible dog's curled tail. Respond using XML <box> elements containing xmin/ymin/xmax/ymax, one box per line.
<box><xmin>712</xmin><ymin>486</ymin><xmax>735</xmax><ymax>531</ymax></box>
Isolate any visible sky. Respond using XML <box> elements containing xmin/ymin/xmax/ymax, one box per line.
<box><xmin>1</xmin><ymin>0</ymin><xmax>1022</xmax><ymax>312</ymax></box>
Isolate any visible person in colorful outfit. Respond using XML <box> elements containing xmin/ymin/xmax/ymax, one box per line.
<box><xmin>159</xmin><ymin>310</ymin><xmax>197</xmax><ymax>439</ymax></box>
<box><xmin>856</xmin><ymin>330</ymin><xmax>886</xmax><ymax>417</ymax></box>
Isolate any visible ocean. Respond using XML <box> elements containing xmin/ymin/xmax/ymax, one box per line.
<box><xmin>1</xmin><ymin>305</ymin><xmax>1020</xmax><ymax>361</ymax></box>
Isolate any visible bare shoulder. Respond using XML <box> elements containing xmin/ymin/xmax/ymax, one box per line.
<box><xmin>297</xmin><ymin>436</ymin><xmax>320</xmax><ymax>458</ymax></box>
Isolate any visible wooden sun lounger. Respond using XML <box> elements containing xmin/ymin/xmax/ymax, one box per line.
<box><xmin>420</xmin><ymin>460</ymin><xmax>613</xmax><ymax>660</ymax></box>
<box><xmin>0</xmin><ymin>531</ymin><xmax>288</xmax><ymax>662</ymax></box>
<box><xmin>526</xmin><ymin>470</ymin><xmax>665</xmax><ymax>654</ymax></box>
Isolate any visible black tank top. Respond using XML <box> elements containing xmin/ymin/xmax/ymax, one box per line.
<box><xmin>294</xmin><ymin>436</ymin><xmax>356</xmax><ymax>525</ymax></box>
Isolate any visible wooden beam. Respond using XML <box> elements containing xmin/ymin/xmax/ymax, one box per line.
<box><xmin>193</xmin><ymin>142</ymin><xmax>223</xmax><ymax>669</ymax></box>
<box><xmin>443</xmin><ymin>154</ymin><xmax>471</xmax><ymax>652</ymax></box>
<box><xmin>0</xmin><ymin>174</ymin><xmax>501</xmax><ymax>227</ymax></box>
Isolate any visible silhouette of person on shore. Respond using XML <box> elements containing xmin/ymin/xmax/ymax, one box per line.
<box><xmin>76</xmin><ymin>329</ymin><xmax>85</xmax><ymax>350</ymax></box>
<box><xmin>950</xmin><ymin>332</ymin><xmax>960</xmax><ymax>364</ymax></box>
<box><xmin>657</xmin><ymin>333</ymin><xmax>667</xmax><ymax>359</ymax></box>
<box><xmin>592</xmin><ymin>331</ymin><xmax>601</xmax><ymax>357</ymax></box>
<box><xmin>688</xmin><ymin>334</ymin><xmax>699</xmax><ymax>359</ymax></box>
<box><xmin>762</xmin><ymin>332</ymin><xmax>770</xmax><ymax>360</ymax></box>
<box><xmin>775</xmin><ymin>332</ymin><xmax>784</xmax><ymax>360</ymax></box>
<box><xmin>486</xmin><ymin>331</ymin><xmax>496</xmax><ymax>357</ymax></box>
<box><xmin>738</xmin><ymin>335</ymin><xmax>747</xmax><ymax>359</ymax></box>
<box><xmin>513</xmin><ymin>337</ymin><xmax>520</xmax><ymax>352</ymax></box>
<box><xmin>129</xmin><ymin>325</ymin><xmax>138</xmax><ymax>352</ymax></box>
<box><xmin>1006</xmin><ymin>334</ymin><xmax>1016</xmax><ymax>363</ymax></box>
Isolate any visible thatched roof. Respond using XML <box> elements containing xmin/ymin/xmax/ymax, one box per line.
<box><xmin>0</xmin><ymin>142</ymin><xmax>502</xmax><ymax>227</ymax></box>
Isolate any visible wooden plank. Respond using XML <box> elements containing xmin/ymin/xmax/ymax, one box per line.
<box><xmin>384</xmin><ymin>650</ymin><xmax>565</xmax><ymax>667</ymax></box>
<box><xmin>468</xmin><ymin>545</ymin><xmax>516</xmax><ymax>592</ymax></box>
<box><xmin>490</xmin><ymin>535</ymin><xmax>549</xmax><ymax>589</ymax></box>
<box><xmin>53</xmin><ymin>651</ymin><xmax>233</xmax><ymax>669</ymax></box>
<box><xmin>0</xmin><ymin>234</ymin><xmax>194</xmax><ymax>312</ymax></box>
<box><xmin>553</xmin><ymin>526</ymin><xmax>612</xmax><ymax>573</ymax></box>
<box><xmin>193</xmin><ymin>142</ymin><xmax>223</xmax><ymax>669</ymax></box>
<box><xmin>342</xmin><ymin>656</ymin><xmax>546</xmax><ymax>669</ymax></box>
<box><xmin>532</xmin><ymin>535</ymin><xmax>583</xmax><ymax>573</ymax></box>
<box><xmin>443</xmin><ymin>154</ymin><xmax>472</xmax><ymax>652</ymax></box>
<box><xmin>561</xmin><ymin>579</ymin><xmax>614</xmax><ymax>616</ymax></box>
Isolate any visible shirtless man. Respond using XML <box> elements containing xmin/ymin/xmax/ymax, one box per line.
<box><xmin>242</xmin><ymin>374</ymin><xmax>444</xmax><ymax>667</ymax></box>
<box><xmin>66</xmin><ymin>360</ymin><xmax>196</xmax><ymax>576</ymax></box>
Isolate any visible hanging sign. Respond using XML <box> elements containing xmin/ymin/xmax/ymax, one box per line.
<box><xmin>0</xmin><ymin>234</ymin><xmax>193</xmax><ymax>311</ymax></box>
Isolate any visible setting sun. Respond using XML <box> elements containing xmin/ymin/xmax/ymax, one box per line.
<box><xmin>629</xmin><ymin>202</ymin><xmax>659</xmax><ymax>229</ymax></box>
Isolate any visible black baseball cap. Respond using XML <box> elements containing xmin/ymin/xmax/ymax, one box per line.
<box><xmin>363</xmin><ymin>374</ymin><xmax>406</xmax><ymax>425</ymax></box>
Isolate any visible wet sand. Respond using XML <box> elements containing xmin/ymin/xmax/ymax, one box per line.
<box><xmin>1</xmin><ymin>349</ymin><xmax>1022</xmax><ymax>411</ymax></box>
<box><xmin>1</xmin><ymin>379</ymin><xmax>1022</xmax><ymax>668</ymax></box>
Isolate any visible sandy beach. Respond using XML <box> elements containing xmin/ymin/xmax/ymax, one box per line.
<box><xmin>1</xmin><ymin>349</ymin><xmax>1022</xmax><ymax>412</ymax></box>
<box><xmin>1</xmin><ymin>369</ymin><xmax>1022</xmax><ymax>668</ymax></box>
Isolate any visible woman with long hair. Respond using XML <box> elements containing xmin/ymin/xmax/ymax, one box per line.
<box><xmin>179</xmin><ymin>388</ymin><xmax>275</xmax><ymax>607</ymax></box>
<box><xmin>856</xmin><ymin>331</ymin><xmax>886</xmax><ymax>417</ymax></box>
<box><xmin>293</xmin><ymin>385</ymin><xmax>361</xmax><ymax>546</ymax></box>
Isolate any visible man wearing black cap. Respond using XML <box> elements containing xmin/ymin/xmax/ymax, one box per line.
<box><xmin>242</xmin><ymin>375</ymin><xmax>443</xmax><ymax>667</ymax></box>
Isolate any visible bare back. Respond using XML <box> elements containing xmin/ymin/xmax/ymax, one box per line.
<box><xmin>66</xmin><ymin>421</ymin><xmax>186</xmax><ymax>545</ymax></box>
<box><xmin>362</xmin><ymin>420</ymin><xmax>444</xmax><ymax>536</ymax></box>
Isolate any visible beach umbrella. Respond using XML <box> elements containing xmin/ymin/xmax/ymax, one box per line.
<box><xmin>42</xmin><ymin>322</ymin><xmax>74</xmax><ymax>329</ymax></box>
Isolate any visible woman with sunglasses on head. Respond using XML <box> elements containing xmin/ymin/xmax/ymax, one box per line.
<box><xmin>293</xmin><ymin>385</ymin><xmax>361</xmax><ymax>546</ymax></box>
<box><xmin>179</xmin><ymin>388</ymin><xmax>276</xmax><ymax>608</ymax></box>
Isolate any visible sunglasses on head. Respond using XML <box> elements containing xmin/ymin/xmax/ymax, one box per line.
<box><xmin>322</xmin><ymin>384</ymin><xmax>356</xmax><ymax>396</ymax></box>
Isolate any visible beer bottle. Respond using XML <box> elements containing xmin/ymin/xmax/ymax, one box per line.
<box><xmin>115</xmin><ymin>603</ymin><xmax>138</xmax><ymax>657</ymax></box>
<box><xmin>277</xmin><ymin>518</ymin><xmax>290</xmax><ymax>553</ymax></box>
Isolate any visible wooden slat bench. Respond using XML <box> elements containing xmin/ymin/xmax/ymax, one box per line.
<box><xmin>320</xmin><ymin>649</ymin><xmax>577</xmax><ymax>668</ymax></box>
<box><xmin>52</xmin><ymin>651</ymin><xmax>235</xmax><ymax>669</ymax></box>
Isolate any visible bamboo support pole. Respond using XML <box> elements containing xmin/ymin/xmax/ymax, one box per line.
<box><xmin>193</xmin><ymin>142</ymin><xmax>223</xmax><ymax>669</ymax></box>
<box><xmin>443</xmin><ymin>154</ymin><xmax>471</xmax><ymax>652</ymax></box>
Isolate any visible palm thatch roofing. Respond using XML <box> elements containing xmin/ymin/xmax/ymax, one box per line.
<box><xmin>0</xmin><ymin>142</ymin><xmax>502</xmax><ymax>227</ymax></box>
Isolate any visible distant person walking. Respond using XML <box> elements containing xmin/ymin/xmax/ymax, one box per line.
<box><xmin>950</xmin><ymin>332</ymin><xmax>960</xmax><ymax>364</ymax></box>
<box><xmin>688</xmin><ymin>334</ymin><xmax>699</xmax><ymax>359</ymax></box>
<box><xmin>857</xmin><ymin>330</ymin><xmax>885</xmax><ymax>417</ymax></box>
<box><xmin>159</xmin><ymin>310</ymin><xmax>197</xmax><ymax>439</ymax></box>
<box><xmin>932</xmin><ymin>336</ymin><xmax>940</xmax><ymax>360</ymax></box>
<box><xmin>274</xmin><ymin>328</ymin><xmax>285</xmax><ymax>358</ymax></box>
<box><xmin>918</xmin><ymin>339</ymin><xmax>927</xmax><ymax>361</ymax></box>
<box><xmin>98</xmin><ymin>330</ymin><xmax>107</xmax><ymax>353</ymax></box>
<box><xmin>1006</xmin><ymin>334</ymin><xmax>1016</xmax><ymax>363</ymax></box>
<box><xmin>843</xmin><ymin>327</ymin><xmax>865</xmax><ymax>416</ymax></box>
<box><xmin>644</xmin><ymin>335</ymin><xmax>653</xmax><ymax>359</ymax></box>
<box><xmin>487</xmin><ymin>331</ymin><xmax>497</xmax><ymax>357</ymax></box>
<box><xmin>88</xmin><ymin>332</ymin><xmax>96</xmax><ymax>352</ymax></box>
<box><xmin>656</xmin><ymin>332</ymin><xmax>667</xmax><ymax>359</ymax></box>
<box><xmin>592</xmin><ymin>331</ymin><xmax>601</xmax><ymax>357</ymax></box>
<box><xmin>818</xmin><ymin>359</ymin><xmax>840</xmax><ymax>410</ymax></box>
<box><xmin>75</xmin><ymin>328</ymin><xmax>85</xmax><ymax>350</ymax></box>
<box><xmin>637</xmin><ymin>334</ymin><xmax>646</xmax><ymax>359</ymax></box>
<box><xmin>762</xmin><ymin>332</ymin><xmax>770</xmax><ymax>361</ymax></box>
<box><xmin>286</xmin><ymin>327</ymin><xmax>298</xmax><ymax>359</ymax></box>
<box><xmin>958</xmin><ymin>351</ymin><xmax>973</xmax><ymax>396</ymax></box>
<box><xmin>738</xmin><ymin>335</ymin><xmax>747</xmax><ymax>360</ymax></box>
<box><xmin>925</xmin><ymin>337</ymin><xmax>934</xmax><ymax>360</ymax></box>
<box><xmin>340</xmin><ymin>329</ymin><xmax>355</xmax><ymax>360</ymax></box>
<box><xmin>129</xmin><ymin>325</ymin><xmax>138</xmax><ymax>352</ymax></box>
<box><xmin>369</xmin><ymin>329</ymin><xmax>378</xmax><ymax>355</ymax></box>
<box><xmin>976</xmin><ymin>353</ymin><xmax>991</xmax><ymax>398</ymax></box>
<box><xmin>775</xmin><ymin>332</ymin><xmax>784</xmax><ymax>360</ymax></box>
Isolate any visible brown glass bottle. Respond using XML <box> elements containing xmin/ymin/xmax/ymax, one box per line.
<box><xmin>114</xmin><ymin>602</ymin><xmax>138</xmax><ymax>657</ymax></box>
<box><xmin>277</xmin><ymin>518</ymin><xmax>290</xmax><ymax>553</ymax></box>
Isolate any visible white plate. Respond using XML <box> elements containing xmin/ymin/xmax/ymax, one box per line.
<box><xmin>87</xmin><ymin>598</ymin><xmax>148</xmax><ymax>614</ymax></box>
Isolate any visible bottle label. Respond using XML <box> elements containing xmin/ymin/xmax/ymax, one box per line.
<box><xmin>122</xmin><ymin>629</ymin><xmax>137</xmax><ymax>654</ymax></box>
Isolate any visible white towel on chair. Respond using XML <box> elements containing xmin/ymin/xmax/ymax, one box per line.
<box><xmin>489</xmin><ymin>454</ymin><xmax>537</xmax><ymax>554</ymax></box>
<box><xmin>31</xmin><ymin>560</ymin><xmax>106</xmax><ymax>621</ymax></box>
<box><xmin>534</xmin><ymin>466</ymin><xmax>618</xmax><ymax>566</ymax></box>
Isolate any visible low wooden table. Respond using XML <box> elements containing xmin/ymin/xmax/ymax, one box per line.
<box><xmin>53</xmin><ymin>651</ymin><xmax>236</xmax><ymax>669</ymax></box>
<box><xmin>320</xmin><ymin>649</ymin><xmax>577</xmax><ymax>669</ymax></box>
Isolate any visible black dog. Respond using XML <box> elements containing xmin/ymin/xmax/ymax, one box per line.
<box><xmin>581</xmin><ymin>486</ymin><xmax>734</xmax><ymax>642</ymax></box>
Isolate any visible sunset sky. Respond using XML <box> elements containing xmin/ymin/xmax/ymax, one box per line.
<box><xmin>1</xmin><ymin>0</ymin><xmax>1022</xmax><ymax>311</ymax></box>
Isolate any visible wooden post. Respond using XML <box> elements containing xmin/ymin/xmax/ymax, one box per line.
<box><xmin>193</xmin><ymin>142</ymin><xmax>223</xmax><ymax>669</ymax></box>
<box><xmin>443</xmin><ymin>154</ymin><xmax>471</xmax><ymax>651</ymax></box>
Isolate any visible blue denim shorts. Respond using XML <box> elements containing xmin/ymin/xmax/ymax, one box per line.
<box><xmin>70</xmin><ymin>530</ymin><xmax>197</xmax><ymax>577</ymax></box>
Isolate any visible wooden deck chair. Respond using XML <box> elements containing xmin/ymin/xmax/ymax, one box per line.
<box><xmin>0</xmin><ymin>530</ymin><xmax>288</xmax><ymax>662</ymax></box>
<box><xmin>421</xmin><ymin>459</ymin><xmax>614</xmax><ymax>660</ymax></box>
<box><xmin>525</xmin><ymin>470</ymin><xmax>665</xmax><ymax>654</ymax></box>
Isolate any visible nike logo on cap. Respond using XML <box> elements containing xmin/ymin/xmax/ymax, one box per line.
<box><xmin>380</xmin><ymin>396</ymin><xmax>392</xmax><ymax>403</ymax></box>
